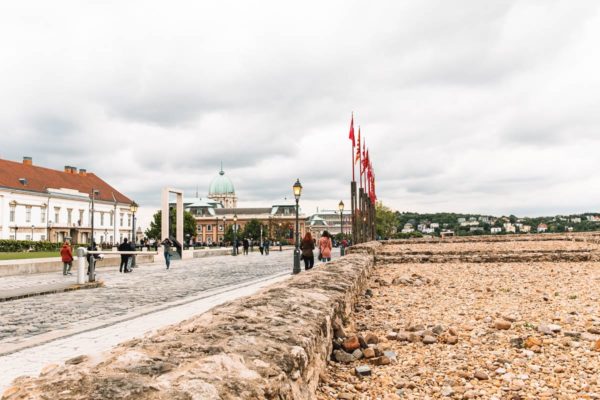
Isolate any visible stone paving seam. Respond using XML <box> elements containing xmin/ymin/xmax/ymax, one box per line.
<box><xmin>0</xmin><ymin>271</ymin><xmax>291</xmax><ymax>357</ymax></box>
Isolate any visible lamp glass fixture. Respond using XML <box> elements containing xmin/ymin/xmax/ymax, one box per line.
<box><xmin>338</xmin><ymin>200</ymin><xmax>344</xmax><ymax>212</ymax></box>
<box><xmin>292</xmin><ymin>179</ymin><xmax>302</xmax><ymax>200</ymax></box>
<box><xmin>130</xmin><ymin>201</ymin><xmax>138</xmax><ymax>213</ymax></box>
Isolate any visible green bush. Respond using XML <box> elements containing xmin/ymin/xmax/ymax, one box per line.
<box><xmin>0</xmin><ymin>240</ymin><xmax>62</xmax><ymax>252</ymax></box>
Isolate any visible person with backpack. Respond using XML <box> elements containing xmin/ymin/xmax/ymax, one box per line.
<box><xmin>118</xmin><ymin>238</ymin><xmax>132</xmax><ymax>273</ymax></box>
<box><xmin>300</xmin><ymin>232</ymin><xmax>315</xmax><ymax>270</ymax></box>
<box><xmin>318</xmin><ymin>231</ymin><xmax>333</xmax><ymax>262</ymax></box>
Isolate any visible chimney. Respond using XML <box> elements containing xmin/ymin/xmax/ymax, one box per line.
<box><xmin>23</xmin><ymin>156</ymin><xmax>32</xmax><ymax>166</ymax></box>
<box><xmin>79</xmin><ymin>168</ymin><xmax>87</xmax><ymax>176</ymax></box>
<box><xmin>64</xmin><ymin>165</ymin><xmax>73</xmax><ymax>174</ymax></box>
<box><xmin>71</xmin><ymin>166</ymin><xmax>77</xmax><ymax>174</ymax></box>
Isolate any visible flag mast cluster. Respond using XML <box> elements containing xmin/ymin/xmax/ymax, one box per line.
<box><xmin>348</xmin><ymin>113</ymin><xmax>377</xmax><ymax>243</ymax></box>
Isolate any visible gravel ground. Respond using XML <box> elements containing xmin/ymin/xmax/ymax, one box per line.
<box><xmin>318</xmin><ymin>244</ymin><xmax>600</xmax><ymax>399</ymax></box>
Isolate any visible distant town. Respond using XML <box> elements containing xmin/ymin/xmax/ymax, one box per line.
<box><xmin>393</xmin><ymin>212</ymin><xmax>600</xmax><ymax>238</ymax></box>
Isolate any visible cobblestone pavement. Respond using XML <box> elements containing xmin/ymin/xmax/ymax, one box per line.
<box><xmin>0</xmin><ymin>249</ymin><xmax>337</xmax><ymax>346</ymax></box>
<box><xmin>0</xmin><ymin>273</ymin><xmax>289</xmax><ymax>393</ymax></box>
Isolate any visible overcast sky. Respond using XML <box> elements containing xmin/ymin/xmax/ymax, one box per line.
<box><xmin>2</xmin><ymin>0</ymin><xmax>600</xmax><ymax>229</ymax></box>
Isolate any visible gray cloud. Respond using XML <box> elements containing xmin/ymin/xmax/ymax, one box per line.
<box><xmin>1</xmin><ymin>0</ymin><xmax>600</xmax><ymax>225</ymax></box>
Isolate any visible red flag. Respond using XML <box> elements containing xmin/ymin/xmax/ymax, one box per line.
<box><xmin>348</xmin><ymin>113</ymin><xmax>355</xmax><ymax>147</ymax></box>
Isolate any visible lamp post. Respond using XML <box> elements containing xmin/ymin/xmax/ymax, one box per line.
<box><xmin>222</xmin><ymin>216</ymin><xmax>226</xmax><ymax>247</ymax></box>
<box><xmin>130</xmin><ymin>201</ymin><xmax>138</xmax><ymax>267</ymax></box>
<box><xmin>339</xmin><ymin>200</ymin><xmax>345</xmax><ymax>256</ymax></box>
<box><xmin>90</xmin><ymin>189</ymin><xmax>100</xmax><ymax>245</ymax></box>
<box><xmin>14</xmin><ymin>226</ymin><xmax>19</xmax><ymax>241</ymax></box>
<box><xmin>292</xmin><ymin>178</ymin><xmax>302</xmax><ymax>274</ymax></box>
<box><xmin>232</xmin><ymin>213</ymin><xmax>238</xmax><ymax>256</ymax></box>
<box><xmin>278</xmin><ymin>222</ymin><xmax>282</xmax><ymax>251</ymax></box>
<box><xmin>31</xmin><ymin>225</ymin><xmax>34</xmax><ymax>241</ymax></box>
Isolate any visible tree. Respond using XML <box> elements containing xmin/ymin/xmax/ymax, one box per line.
<box><xmin>145</xmin><ymin>209</ymin><xmax>197</xmax><ymax>240</ymax></box>
<box><xmin>242</xmin><ymin>219</ymin><xmax>263</xmax><ymax>240</ymax></box>
<box><xmin>375</xmin><ymin>201</ymin><xmax>397</xmax><ymax>239</ymax></box>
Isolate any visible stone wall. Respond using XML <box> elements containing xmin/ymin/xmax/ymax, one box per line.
<box><xmin>3</xmin><ymin>252</ymin><xmax>376</xmax><ymax>399</ymax></box>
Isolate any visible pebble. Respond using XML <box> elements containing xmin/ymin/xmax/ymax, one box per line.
<box><xmin>422</xmin><ymin>335</ymin><xmax>437</xmax><ymax>344</ymax></box>
<box><xmin>494</xmin><ymin>320</ymin><xmax>512</xmax><ymax>330</ymax></box>
<box><xmin>474</xmin><ymin>371</ymin><xmax>489</xmax><ymax>380</ymax></box>
<box><xmin>355</xmin><ymin>365</ymin><xmax>371</xmax><ymax>377</ymax></box>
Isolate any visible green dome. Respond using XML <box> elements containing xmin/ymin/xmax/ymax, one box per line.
<box><xmin>209</xmin><ymin>169</ymin><xmax>235</xmax><ymax>195</ymax></box>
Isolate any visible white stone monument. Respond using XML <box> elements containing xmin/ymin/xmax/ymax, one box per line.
<box><xmin>161</xmin><ymin>188</ymin><xmax>184</xmax><ymax>245</ymax></box>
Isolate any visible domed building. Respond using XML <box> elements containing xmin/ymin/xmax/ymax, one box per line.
<box><xmin>208</xmin><ymin>168</ymin><xmax>237</xmax><ymax>208</ymax></box>
<box><xmin>181</xmin><ymin>166</ymin><xmax>306</xmax><ymax>246</ymax></box>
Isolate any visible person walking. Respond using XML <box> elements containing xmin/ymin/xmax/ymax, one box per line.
<box><xmin>118</xmin><ymin>238</ymin><xmax>131</xmax><ymax>273</ymax></box>
<box><xmin>318</xmin><ymin>231</ymin><xmax>333</xmax><ymax>263</ymax></box>
<box><xmin>161</xmin><ymin>238</ymin><xmax>173</xmax><ymax>269</ymax></box>
<box><xmin>86</xmin><ymin>241</ymin><xmax>102</xmax><ymax>276</ymax></box>
<box><xmin>264</xmin><ymin>238</ymin><xmax>270</xmax><ymax>255</ymax></box>
<box><xmin>60</xmin><ymin>241</ymin><xmax>73</xmax><ymax>275</ymax></box>
<box><xmin>300</xmin><ymin>232</ymin><xmax>315</xmax><ymax>270</ymax></box>
<box><xmin>243</xmin><ymin>238</ymin><xmax>249</xmax><ymax>255</ymax></box>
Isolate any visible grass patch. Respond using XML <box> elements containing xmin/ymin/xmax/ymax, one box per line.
<box><xmin>0</xmin><ymin>252</ymin><xmax>60</xmax><ymax>260</ymax></box>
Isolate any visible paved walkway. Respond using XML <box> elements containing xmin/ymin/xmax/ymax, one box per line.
<box><xmin>0</xmin><ymin>249</ymin><xmax>307</xmax><ymax>350</ymax></box>
<box><xmin>0</xmin><ymin>273</ymin><xmax>290</xmax><ymax>393</ymax></box>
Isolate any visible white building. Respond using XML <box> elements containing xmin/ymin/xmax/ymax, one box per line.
<box><xmin>491</xmin><ymin>227</ymin><xmax>502</xmax><ymax>234</ymax></box>
<box><xmin>0</xmin><ymin>157</ymin><xmax>134</xmax><ymax>244</ymax></box>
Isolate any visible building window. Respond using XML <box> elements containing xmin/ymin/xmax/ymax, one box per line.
<box><xmin>207</xmin><ymin>225</ymin><xmax>212</xmax><ymax>232</ymax></box>
<box><xmin>127</xmin><ymin>214</ymin><xmax>131</xmax><ymax>227</ymax></box>
<box><xmin>79</xmin><ymin>210</ymin><xmax>84</xmax><ymax>226</ymax></box>
<box><xmin>110</xmin><ymin>212</ymin><xmax>114</xmax><ymax>226</ymax></box>
<box><xmin>9</xmin><ymin>205</ymin><xmax>15</xmax><ymax>222</ymax></box>
<box><xmin>197</xmin><ymin>224</ymin><xmax>203</xmax><ymax>232</ymax></box>
<box><xmin>54</xmin><ymin>207</ymin><xmax>60</xmax><ymax>224</ymax></box>
<box><xmin>41</xmin><ymin>235</ymin><xmax>46</xmax><ymax>241</ymax></box>
<box><xmin>67</xmin><ymin>209</ymin><xmax>72</xmax><ymax>225</ymax></box>
<box><xmin>26</xmin><ymin>234</ymin><xmax>31</xmax><ymax>240</ymax></box>
<box><xmin>9</xmin><ymin>235</ymin><xmax>15</xmax><ymax>240</ymax></box>
<box><xmin>120</xmin><ymin>213</ymin><xmax>124</xmax><ymax>227</ymax></box>
<box><xmin>41</xmin><ymin>207</ymin><xmax>46</xmax><ymax>223</ymax></box>
<box><xmin>219</xmin><ymin>224</ymin><xmax>224</xmax><ymax>232</ymax></box>
<box><xmin>100</xmin><ymin>212</ymin><xmax>105</xmax><ymax>226</ymax></box>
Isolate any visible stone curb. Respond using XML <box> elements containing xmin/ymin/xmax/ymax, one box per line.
<box><xmin>0</xmin><ymin>281</ymin><xmax>103</xmax><ymax>303</ymax></box>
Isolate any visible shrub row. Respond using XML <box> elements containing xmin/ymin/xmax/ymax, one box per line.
<box><xmin>0</xmin><ymin>240</ymin><xmax>62</xmax><ymax>252</ymax></box>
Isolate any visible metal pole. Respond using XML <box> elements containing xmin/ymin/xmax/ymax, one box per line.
<box><xmin>77</xmin><ymin>247</ymin><xmax>87</xmax><ymax>284</ymax></box>
<box><xmin>351</xmin><ymin>181</ymin><xmax>356</xmax><ymax>245</ymax></box>
<box><xmin>131</xmin><ymin>212</ymin><xmax>137</xmax><ymax>267</ymax></box>
<box><xmin>340</xmin><ymin>211</ymin><xmax>345</xmax><ymax>256</ymax></box>
<box><xmin>293</xmin><ymin>198</ymin><xmax>301</xmax><ymax>274</ymax></box>
<box><xmin>233</xmin><ymin>223</ymin><xmax>237</xmax><ymax>256</ymax></box>
<box><xmin>91</xmin><ymin>192</ymin><xmax>95</xmax><ymax>245</ymax></box>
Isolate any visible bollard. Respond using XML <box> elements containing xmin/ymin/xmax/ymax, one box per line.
<box><xmin>340</xmin><ymin>246</ymin><xmax>345</xmax><ymax>256</ymax></box>
<box><xmin>76</xmin><ymin>247</ymin><xmax>87</xmax><ymax>284</ymax></box>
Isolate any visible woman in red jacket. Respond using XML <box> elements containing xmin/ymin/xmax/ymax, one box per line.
<box><xmin>60</xmin><ymin>241</ymin><xmax>73</xmax><ymax>275</ymax></box>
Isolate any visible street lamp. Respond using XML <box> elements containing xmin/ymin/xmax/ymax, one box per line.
<box><xmin>222</xmin><ymin>216</ymin><xmax>226</xmax><ymax>246</ymax></box>
<box><xmin>292</xmin><ymin>178</ymin><xmax>302</xmax><ymax>274</ymax></box>
<box><xmin>232</xmin><ymin>213</ymin><xmax>238</xmax><ymax>256</ymax></box>
<box><xmin>130</xmin><ymin>201</ymin><xmax>138</xmax><ymax>267</ymax></box>
<box><xmin>278</xmin><ymin>222</ymin><xmax>283</xmax><ymax>251</ymax></box>
<box><xmin>339</xmin><ymin>200</ymin><xmax>345</xmax><ymax>256</ymax></box>
<box><xmin>90</xmin><ymin>189</ymin><xmax>100</xmax><ymax>245</ymax></box>
<box><xmin>31</xmin><ymin>225</ymin><xmax>35</xmax><ymax>241</ymax></box>
<box><xmin>130</xmin><ymin>201</ymin><xmax>138</xmax><ymax>243</ymax></box>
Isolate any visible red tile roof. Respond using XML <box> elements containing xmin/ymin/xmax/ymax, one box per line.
<box><xmin>0</xmin><ymin>158</ymin><xmax>132</xmax><ymax>204</ymax></box>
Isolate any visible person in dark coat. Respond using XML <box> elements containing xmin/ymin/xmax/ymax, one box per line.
<box><xmin>242</xmin><ymin>238</ymin><xmax>249</xmax><ymax>255</ymax></box>
<box><xmin>118</xmin><ymin>238</ymin><xmax>131</xmax><ymax>273</ymax></box>
<box><xmin>301</xmin><ymin>232</ymin><xmax>315</xmax><ymax>270</ymax></box>
<box><xmin>86</xmin><ymin>242</ymin><xmax>101</xmax><ymax>276</ymax></box>
<box><xmin>161</xmin><ymin>238</ymin><xmax>173</xmax><ymax>269</ymax></box>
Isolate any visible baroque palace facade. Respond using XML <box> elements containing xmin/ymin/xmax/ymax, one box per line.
<box><xmin>183</xmin><ymin>168</ymin><xmax>306</xmax><ymax>244</ymax></box>
<box><xmin>0</xmin><ymin>156</ymin><xmax>134</xmax><ymax>244</ymax></box>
